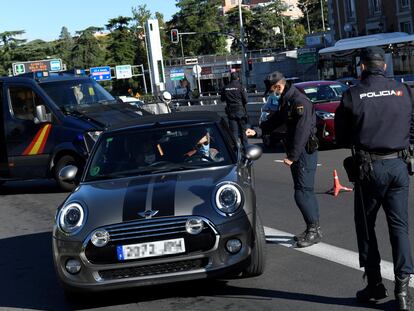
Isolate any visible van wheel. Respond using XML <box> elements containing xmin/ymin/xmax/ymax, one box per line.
<box><xmin>54</xmin><ymin>155</ymin><xmax>80</xmax><ymax>192</ymax></box>
<box><xmin>243</xmin><ymin>212</ymin><xmax>266</xmax><ymax>277</ymax></box>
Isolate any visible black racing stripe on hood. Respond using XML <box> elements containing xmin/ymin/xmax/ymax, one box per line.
<box><xmin>152</xmin><ymin>174</ymin><xmax>178</xmax><ymax>217</ymax></box>
<box><xmin>122</xmin><ymin>177</ymin><xmax>150</xmax><ymax>221</ymax></box>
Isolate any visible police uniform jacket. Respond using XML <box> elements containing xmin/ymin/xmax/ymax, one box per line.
<box><xmin>221</xmin><ymin>80</ymin><xmax>248</xmax><ymax>119</ymax></box>
<box><xmin>260</xmin><ymin>82</ymin><xmax>317</xmax><ymax>161</ymax></box>
<box><xmin>335</xmin><ymin>70</ymin><xmax>414</xmax><ymax>151</ymax></box>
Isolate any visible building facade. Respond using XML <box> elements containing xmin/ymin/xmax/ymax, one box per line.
<box><xmin>328</xmin><ymin>0</ymin><xmax>414</xmax><ymax>40</ymax></box>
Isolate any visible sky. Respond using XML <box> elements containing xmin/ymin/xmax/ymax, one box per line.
<box><xmin>1</xmin><ymin>0</ymin><xmax>179</xmax><ymax>42</ymax></box>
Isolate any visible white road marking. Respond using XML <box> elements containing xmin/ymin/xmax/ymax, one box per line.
<box><xmin>273</xmin><ymin>160</ymin><xmax>322</xmax><ymax>166</ymax></box>
<box><xmin>264</xmin><ymin>226</ymin><xmax>414</xmax><ymax>287</ymax></box>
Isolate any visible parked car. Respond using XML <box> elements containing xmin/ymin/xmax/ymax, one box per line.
<box><xmin>295</xmin><ymin>81</ymin><xmax>348</xmax><ymax>146</ymax></box>
<box><xmin>53</xmin><ymin>112</ymin><xmax>266</xmax><ymax>294</ymax></box>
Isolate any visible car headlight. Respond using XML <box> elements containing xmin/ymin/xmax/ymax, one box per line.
<box><xmin>86</xmin><ymin>131</ymin><xmax>103</xmax><ymax>142</ymax></box>
<box><xmin>316</xmin><ymin>111</ymin><xmax>335</xmax><ymax>120</ymax></box>
<box><xmin>214</xmin><ymin>182</ymin><xmax>243</xmax><ymax>216</ymax></box>
<box><xmin>58</xmin><ymin>202</ymin><xmax>86</xmax><ymax>235</ymax></box>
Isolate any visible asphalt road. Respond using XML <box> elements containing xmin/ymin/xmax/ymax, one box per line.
<box><xmin>0</xmin><ymin>140</ymin><xmax>413</xmax><ymax>311</ymax></box>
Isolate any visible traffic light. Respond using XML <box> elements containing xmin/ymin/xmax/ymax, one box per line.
<box><xmin>171</xmin><ymin>29</ymin><xmax>179</xmax><ymax>43</ymax></box>
<box><xmin>248</xmin><ymin>59</ymin><xmax>253</xmax><ymax>71</ymax></box>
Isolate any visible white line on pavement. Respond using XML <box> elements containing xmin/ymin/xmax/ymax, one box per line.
<box><xmin>264</xmin><ymin>226</ymin><xmax>414</xmax><ymax>287</ymax></box>
<box><xmin>273</xmin><ymin>160</ymin><xmax>322</xmax><ymax>166</ymax></box>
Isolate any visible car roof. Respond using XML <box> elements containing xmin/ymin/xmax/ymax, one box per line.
<box><xmin>106</xmin><ymin>111</ymin><xmax>223</xmax><ymax>133</ymax></box>
<box><xmin>0</xmin><ymin>73</ymin><xmax>91</xmax><ymax>84</ymax></box>
<box><xmin>295</xmin><ymin>80</ymin><xmax>344</xmax><ymax>88</ymax></box>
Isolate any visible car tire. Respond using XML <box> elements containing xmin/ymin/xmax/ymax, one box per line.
<box><xmin>54</xmin><ymin>155</ymin><xmax>81</xmax><ymax>192</ymax></box>
<box><xmin>243</xmin><ymin>212</ymin><xmax>266</xmax><ymax>277</ymax></box>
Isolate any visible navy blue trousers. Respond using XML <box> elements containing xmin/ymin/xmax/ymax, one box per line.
<box><xmin>355</xmin><ymin>158</ymin><xmax>414</xmax><ymax>276</ymax></box>
<box><xmin>228</xmin><ymin>117</ymin><xmax>248</xmax><ymax>147</ymax></box>
<box><xmin>290</xmin><ymin>149</ymin><xmax>320</xmax><ymax>225</ymax></box>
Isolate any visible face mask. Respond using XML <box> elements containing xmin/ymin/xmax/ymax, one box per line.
<box><xmin>144</xmin><ymin>154</ymin><xmax>156</xmax><ymax>164</ymax></box>
<box><xmin>199</xmin><ymin>143</ymin><xmax>210</xmax><ymax>156</ymax></box>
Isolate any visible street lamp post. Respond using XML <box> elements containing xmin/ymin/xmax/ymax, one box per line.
<box><xmin>138</xmin><ymin>25</ymin><xmax>154</xmax><ymax>94</ymax></box>
<box><xmin>320</xmin><ymin>0</ymin><xmax>326</xmax><ymax>31</ymax></box>
<box><xmin>238</xmin><ymin>0</ymin><xmax>248</xmax><ymax>88</ymax></box>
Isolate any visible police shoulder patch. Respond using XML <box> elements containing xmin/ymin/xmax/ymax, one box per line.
<box><xmin>296</xmin><ymin>105</ymin><xmax>304</xmax><ymax>115</ymax></box>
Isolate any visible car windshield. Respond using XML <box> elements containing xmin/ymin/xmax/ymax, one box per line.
<box><xmin>40</xmin><ymin>79</ymin><xmax>116</xmax><ymax>112</ymax></box>
<box><xmin>85</xmin><ymin>124</ymin><xmax>233</xmax><ymax>182</ymax></box>
<box><xmin>300</xmin><ymin>83</ymin><xmax>348</xmax><ymax>103</ymax></box>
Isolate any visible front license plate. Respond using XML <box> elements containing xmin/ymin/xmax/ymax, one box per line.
<box><xmin>117</xmin><ymin>238</ymin><xmax>185</xmax><ymax>261</ymax></box>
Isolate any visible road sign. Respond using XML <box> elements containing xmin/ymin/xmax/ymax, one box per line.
<box><xmin>170</xmin><ymin>68</ymin><xmax>185</xmax><ymax>81</ymax></box>
<box><xmin>115</xmin><ymin>65</ymin><xmax>133</xmax><ymax>79</ymax></box>
<box><xmin>12</xmin><ymin>59</ymin><xmax>63</xmax><ymax>76</ymax></box>
<box><xmin>192</xmin><ymin>65</ymin><xmax>202</xmax><ymax>75</ymax></box>
<box><xmin>90</xmin><ymin>66</ymin><xmax>112</xmax><ymax>81</ymax></box>
<box><xmin>298</xmin><ymin>52</ymin><xmax>317</xmax><ymax>64</ymax></box>
<box><xmin>185</xmin><ymin>58</ymin><xmax>198</xmax><ymax>65</ymax></box>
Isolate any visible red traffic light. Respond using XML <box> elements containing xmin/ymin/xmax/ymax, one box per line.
<box><xmin>248</xmin><ymin>59</ymin><xmax>253</xmax><ymax>71</ymax></box>
<box><xmin>171</xmin><ymin>29</ymin><xmax>179</xmax><ymax>43</ymax></box>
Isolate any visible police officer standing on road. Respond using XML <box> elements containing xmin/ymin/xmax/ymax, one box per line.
<box><xmin>246</xmin><ymin>71</ymin><xmax>322</xmax><ymax>248</ymax></box>
<box><xmin>335</xmin><ymin>47</ymin><xmax>414</xmax><ymax>311</ymax></box>
<box><xmin>221</xmin><ymin>72</ymin><xmax>248</xmax><ymax>147</ymax></box>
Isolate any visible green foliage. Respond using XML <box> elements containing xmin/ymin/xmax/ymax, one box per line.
<box><xmin>225</xmin><ymin>1</ymin><xmax>305</xmax><ymax>52</ymax></box>
<box><xmin>0</xmin><ymin>30</ymin><xmax>27</xmax><ymax>75</ymax></box>
<box><xmin>168</xmin><ymin>0</ymin><xmax>228</xmax><ymax>57</ymax></box>
<box><xmin>71</xmin><ymin>27</ymin><xmax>105</xmax><ymax>69</ymax></box>
<box><xmin>55</xmin><ymin>27</ymin><xmax>74</xmax><ymax>68</ymax></box>
<box><xmin>297</xmin><ymin>0</ymin><xmax>328</xmax><ymax>33</ymax></box>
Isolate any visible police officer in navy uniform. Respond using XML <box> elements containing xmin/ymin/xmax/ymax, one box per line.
<box><xmin>247</xmin><ymin>71</ymin><xmax>322</xmax><ymax>248</ymax></box>
<box><xmin>335</xmin><ymin>47</ymin><xmax>414</xmax><ymax>310</ymax></box>
<box><xmin>221</xmin><ymin>72</ymin><xmax>248</xmax><ymax>146</ymax></box>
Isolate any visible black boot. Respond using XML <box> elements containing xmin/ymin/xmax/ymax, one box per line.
<box><xmin>293</xmin><ymin>229</ymin><xmax>307</xmax><ymax>242</ymax></box>
<box><xmin>395</xmin><ymin>275</ymin><xmax>412</xmax><ymax>311</ymax></box>
<box><xmin>296</xmin><ymin>223</ymin><xmax>322</xmax><ymax>248</ymax></box>
<box><xmin>356</xmin><ymin>268</ymin><xmax>388</xmax><ymax>303</ymax></box>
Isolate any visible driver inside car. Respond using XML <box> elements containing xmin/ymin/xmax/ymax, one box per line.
<box><xmin>184</xmin><ymin>129</ymin><xmax>222</xmax><ymax>162</ymax></box>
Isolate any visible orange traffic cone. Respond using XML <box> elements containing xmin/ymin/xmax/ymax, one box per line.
<box><xmin>326</xmin><ymin>170</ymin><xmax>353</xmax><ymax>197</ymax></box>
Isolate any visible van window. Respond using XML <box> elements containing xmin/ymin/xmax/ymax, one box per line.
<box><xmin>9</xmin><ymin>87</ymin><xmax>48</xmax><ymax>121</ymax></box>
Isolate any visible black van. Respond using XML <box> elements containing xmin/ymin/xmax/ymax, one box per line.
<box><xmin>0</xmin><ymin>71</ymin><xmax>148</xmax><ymax>191</ymax></box>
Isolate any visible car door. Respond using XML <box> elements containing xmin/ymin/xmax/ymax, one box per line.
<box><xmin>0</xmin><ymin>82</ymin><xmax>10</xmax><ymax>179</ymax></box>
<box><xmin>4</xmin><ymin>83</ymin><xmax>54</xmax><ymax>178</ymax></box>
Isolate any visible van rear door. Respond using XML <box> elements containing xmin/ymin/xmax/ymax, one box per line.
<box><xmin>4</xmin><ymin>83</ymin><xmax>54</xmax><ymax>178</ymax></box>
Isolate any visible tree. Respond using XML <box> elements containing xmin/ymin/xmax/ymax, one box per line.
<box><xmin>71</xmin><ymin>27</ymin><xmax>105</xmax><ymax>69</ymax></box>
<box><xmin>297</xmin><ymin>0</ymin><xmax>328</xmax><ymax>33</ymax></box>
<box><xmin>168</xmin><ymin>0</ymin><xmax>227</xmax><ymax>57</ymax></box>
<box><xmin>55</xmin><ymin>27</ymin><xmax>74</xmax><ymax>68</ymax></box>
<box><xmin>14</xmin><ymin>39</ymin><xmax>54</xmax><ymax>61</ymax></box>
<box><xmin>0</xmin><ymin>30</ymin><xmax>27</xmax><ymax>75</ymax></box>
<box><xmin>106</xmin><ymin>16</ymin><xmax>135</xmax><ymax>65</ymax></box>
<box><xmin>131</xmin><ymin>4</ymin><xmax>152</xmax><ymax>66</ymax></box>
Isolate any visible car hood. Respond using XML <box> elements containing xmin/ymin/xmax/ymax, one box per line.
<box><xmin>58</xmin><ymin>165</ymin><xmax>246</xmax><ymax>239</ymax></box>
<box><xmin>314</xmin><ymin>101</ymin><xmax>340</xmax><ymax>113</ymax></box>
<box><xmin>69</xmin><ymin>102</ymin><xmax>149</xmax><ymax>128</ymax></box>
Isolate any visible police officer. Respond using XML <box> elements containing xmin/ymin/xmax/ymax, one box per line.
<box><xmin>247</xmin><ymin>71</ymin><xmax>322</xmax><ymax>248</ymax></box>
<box><xmin>335</xmin><ymin>47</ymin><xmax>414</xmax><ymax>310</ymax></box>
<box><xmin>221</xmin><ymin>72</ymin><xmax>248</xmax><ymax>146</ymax></box>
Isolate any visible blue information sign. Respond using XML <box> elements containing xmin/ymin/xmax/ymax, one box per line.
<box><xmin>90</xmin><ymin>66</ymin><xmax>111</xmax><ymax>81</ymax></box>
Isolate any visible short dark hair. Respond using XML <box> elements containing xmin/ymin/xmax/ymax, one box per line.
<box><xmin>362</xmin><ymin>59</ymin><xmax>386</xmax><ymax>71</ymax></box>
<box><xmin>230</xmin><ymin>72</ymin><xmax>240</xmax><ymax>81</ymax></box>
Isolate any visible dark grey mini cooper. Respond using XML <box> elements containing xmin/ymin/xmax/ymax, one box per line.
<box><xmin>53</xmin><ymin>112</ymin><xmax>265</xmax><ymax>293</ymax></box>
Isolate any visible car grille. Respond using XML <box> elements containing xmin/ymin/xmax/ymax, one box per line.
<box><xmin>98</xmin><ymin>258</ymin><xmax>209</xmax><ymax>280</ymax></box>
<box><xmin>84</xmin><ymin>217</ymin><xmax>218</xmax><ymax>264</ymax></box>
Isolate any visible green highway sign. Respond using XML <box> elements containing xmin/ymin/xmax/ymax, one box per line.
<box><xmin>298</xmin><ymin>52</ymin><xmax>317</xmax><ymax>64</ymax></box>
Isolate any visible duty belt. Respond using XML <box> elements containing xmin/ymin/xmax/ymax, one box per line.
<box><xmin>361</xmin><ymin>151</ymin><xmax>404</xmax><ymax>161</ymax></box>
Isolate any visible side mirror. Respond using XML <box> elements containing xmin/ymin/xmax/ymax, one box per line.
<box><xmin>244</xmin><ymin>144</ymin><xmax>262</xmax><ymax>161</ymax></box>
<box><xmin>59</xmin><ymin>165</ymin><xmax>78</xmax><ymax>182</ymax></box>
<box><xmin>35</xmin><ymin>105</ymin><xmax>51</xmax><ymax>123</ymax></box>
